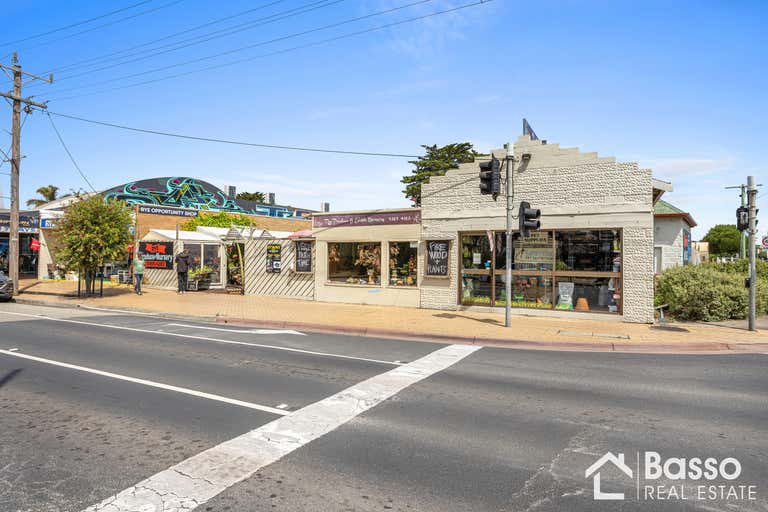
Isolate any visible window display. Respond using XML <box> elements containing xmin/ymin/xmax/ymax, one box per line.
<box><xmin>328</xmin><ymin>242</ymin><xmax>381</xmax><ymax>285</ymax></box>
<box><xmin>389</xmin><ymin>242</ymin><xmax>417</xmax><ymax>286</ymax></box>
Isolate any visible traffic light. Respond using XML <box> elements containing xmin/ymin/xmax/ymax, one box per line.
<box><xmin>737</xmin><ymin>206</ymin><xmax>748</xmax><ymax>231</ymax></box>
<box><xmin>479</xmin><ymin>156</ymin><xmax>501</xmax><ymax>199</ymax></box>
<box><xmin>519</xmin><ymin>201</ymin><xmax>541</xmax><ymax>238</ymax></box>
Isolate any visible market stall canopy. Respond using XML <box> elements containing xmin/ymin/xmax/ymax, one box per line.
<box><xmin>143</xmin><ymin>229</ymin><xmax>220</xmax><ymax>242</ymax></box>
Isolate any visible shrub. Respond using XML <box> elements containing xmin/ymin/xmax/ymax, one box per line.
<box><xmin>704</xmin><ymin>259</ymin><xmax>768</xmax><ymax>278</ymax></box>
<box><xmin>654</xmin><ymin>265</ymin><xmax>766</xmax><ymax>321</ymax></box>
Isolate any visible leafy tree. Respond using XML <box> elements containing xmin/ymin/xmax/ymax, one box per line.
<box><xmin>182</xmin><ymin>211</ymin><xmax>252</xmax><ymax>230</ymax></box>
<box><xmin>236</xmin><ymin>191</ymin><xmax>265</xmax><ymax>202</ymax></box>
<box><xmin>702</xmin><ymin>224</ymin><xmax>741</xmax><ymax>257</ymax></box>
<box><xmin>57</xmin><ymin>195</ymin><xmax>133</xmax><ymax>294</ymax></box>
<box><xmin>401</xmin><ymin>143</ymin><xmax>482</xmax><ymax>206</ymax></box>
<box><xmin>26</xmin><ymin>184</ymin><xmax>60</xmax><ymax>208</ymax></box>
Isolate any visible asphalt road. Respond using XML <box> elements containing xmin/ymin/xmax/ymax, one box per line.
<box><xmin>0</xmin><ymin>302</ymin><xmax>766</xmax><ymax>512</ymax></box>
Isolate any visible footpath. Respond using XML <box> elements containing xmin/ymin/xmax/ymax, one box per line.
<box><xmin>10</xmin><ymin>279</ymin><xmax>768</xmax><ymax>354</ymax></box>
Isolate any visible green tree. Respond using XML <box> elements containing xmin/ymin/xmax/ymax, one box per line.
<box><xmin>57</xmin><ymin>195</ymin><xmax>133</xmax><ymax>294</ymax></box>
<box><xmin>401</xmin><ymin>143</ymin><xmax>482</xmax><ymax>206</ymax></box>
<box><xmin>26</xmin><ymin>184</ymin><xmax>60</xmax><ymax>208</ymax></box>
<box><xmin>182</xmin><ymin>211</ymin><xmax>252</xmax><ymax>230</ymax></box>
<box><xmin>236</xmin><ymin>191</ymin><xmax>265</xmax><ymax>202</ymax></box>
<box><xmin>702</xmin><ymin>224</ymin><xmax>741</xmax><ymax>257</ymax></box>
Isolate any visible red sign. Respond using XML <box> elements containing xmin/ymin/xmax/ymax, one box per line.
<box><xmin>313</xmin><ymin>210</ymin><xmax>421</xmax><ymax>228</ymax></box>
<box><xmin>138</xmin><ymin>241</ymin><xmax>174</xmax><ymax>270</ymax></box>
<box><xmin>29</xmin><ymin>238</ymin><xmax>41</xmax><ymax>251</ymax></box>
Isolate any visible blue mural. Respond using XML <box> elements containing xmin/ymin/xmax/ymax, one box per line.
<box><xmin>101</xmin><ymin>177</ymin><xmax>296</xmax><ymax>218</ymax></box>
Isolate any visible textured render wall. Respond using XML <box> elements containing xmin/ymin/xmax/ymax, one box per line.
<box><xmin>654</xmin><ymin>217</ymin><xmax>684</xmax><ymax>271</ymax></box>
<box><xmin>420</xmin><ymin>135</ymin><xmax>655</xmax><ymax>323</ymax></box>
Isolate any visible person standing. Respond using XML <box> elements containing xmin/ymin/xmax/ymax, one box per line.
<box><xmin>175</xmin><ymin>249</ymin><xmax>191</xmax><ymax>294</ymax></box>
<box><xmin>132</xmin><ymin>253</ymin><xmax>145</xmax><ymax>295</ymax></box>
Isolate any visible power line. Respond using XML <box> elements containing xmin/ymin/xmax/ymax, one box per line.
<box><xmin>45</xmin><ymin>0</ymin><xmax>429</xmax><ymax>95</ymax></box>
<box><xmin>0</xmin><ymin>0</ymin><xmax>154</xmax><ymax>49</ymax></box>
<box><xmin>45</xmin><ymin>112</ymin><xmax>97</xmax><ymax>192</ymax></box>
<box><xmin>2</xmin><ymin>0</ymin><xmax>187</xmax><ymax>60</ymax></box>
<box><xmin>44</xmin><ymin>110</ymin><xmax>421</xmax><ymax>158</ymax></box>
<box><xmin>45</xmin><ymin>0</ymin><xmax>346</xmax><ymax>86</ymax></box>
<box><xmin>50</xmin><ymin>0</ymin><xmax>489</xmax><ymax>101</ymax></box>
<box><xmin>42</xmin><ymin>0</ymin><xmax>291</xmax><ymax>76</ymax></box>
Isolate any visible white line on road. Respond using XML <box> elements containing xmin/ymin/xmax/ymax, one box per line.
<box><xmin>0</xmin><ymin>311</ymin><xmax>402</xmax><ymax>366</ymax></box>
<box><xmin>0</xmin><ymin>349</ymin><xmax>289</xmax><ymax>416</ymax></box>
<box><xmin>166</xmin><ymin>323</ymin><xmax>306</xmax><ymax>336</ymax></box>
<box><xmin>82</xmin><ymin>343</ymin><xmax>481</xmax><ymax>512</ymax></box>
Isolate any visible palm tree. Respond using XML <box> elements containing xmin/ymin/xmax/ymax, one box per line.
<box><xmin>236</xmin><ymin>191</ymin><xmax>265</xmax><ymax>203</ymax></box>
<box><xmin>26</xmin><ymin>185</ymin><xmax>60</xmax><ymax>208</ymax></box>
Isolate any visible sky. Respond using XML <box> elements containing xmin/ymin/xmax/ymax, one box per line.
<box><xmin>0</xmin><ymin>0</ymin><xmax>766</xmax><ymax>239</ymax></box>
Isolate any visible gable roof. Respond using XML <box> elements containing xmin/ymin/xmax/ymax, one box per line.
<box><xmin>654</xmin><ymin>200</ymin><xmax>697</xmax><ymax>227</ymax></box>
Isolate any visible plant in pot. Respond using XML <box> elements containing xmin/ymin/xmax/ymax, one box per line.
<box><xmin>355</xmin><ymin>245</ymin><xmax>380</xmax><ymax>285</ymax></box>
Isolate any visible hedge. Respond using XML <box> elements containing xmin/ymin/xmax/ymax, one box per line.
<box><xmin>655</xmin><ymin>264</ymin><xmax>768</xmax><ymax>322</ymax></box>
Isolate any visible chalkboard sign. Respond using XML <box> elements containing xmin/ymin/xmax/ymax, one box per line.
<box><xmin>426</xmin><ymin>240</ymin><xmax>450</xmax><ymax>277</ymax></box>
<box><xmin>266</xmin><ymin>243</ymin><xmax>282</xmax><ymax>273</ymax></box>
<box><xmin>295</xmin><ymin>241</ymin><xmax>312</xmax><ymax>273</ymax></box>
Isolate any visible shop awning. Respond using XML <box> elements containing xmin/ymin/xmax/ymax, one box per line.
<box><xmin>288</xmin><ymin>230</ymin><xmax>313</xmax><ymax>238</ymax></box>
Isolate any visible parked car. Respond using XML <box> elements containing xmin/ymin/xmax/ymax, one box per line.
<box><xmin>0</xmin><ymin>272</ymin><xmax>12</xmax><ymax>301</ymax></box>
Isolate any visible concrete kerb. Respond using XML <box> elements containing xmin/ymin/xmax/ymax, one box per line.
<box><xmin>8</xmin><ymin>296</ymin><xmax>766</xmax><ymax>355</ymax></box>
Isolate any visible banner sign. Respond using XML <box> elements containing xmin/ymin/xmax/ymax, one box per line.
<box><xmin>0</xmin><ymin>211</ymin><xmax>40</xmax><ymax>233</ymax></box>
<box><xmin>137</xmin><ymin>205</ymin><xmax>199</xmax><ymax>218</ymax></box>
<box><xmin>40</xmin><ymin>218</ymin><xmax>58</xmax><ymax>229</ymax></box>
<box><xmin>266</xmin><ymin>243</ymin><xmax>282</xmax><ymax>273</ymax></box>
<box><xmin>426</xmin><ymin>240</ymin><xmax>450</xmax><ymax>277</ymax></box>
<box><xmin>138</xmin><ymin>241</ymin><xmax>174</xmax><ymax>269</ymax></box>
<box><xmin>295</xmin><ymin>241</ymin><xmax>312</xmax><ymax>273</ymax></box>
<box><xmin>313</xmin><ymin>210</ymin><xmax>421</xmax><ymax>228</ymax></box>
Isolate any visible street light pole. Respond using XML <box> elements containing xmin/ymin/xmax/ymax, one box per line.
<box><xmin>505</xmin><ymin>152</ymin><xmax>513</xmax><ymax>328</ymax></box>
<box><xmin>747</xmin><ymin>176</ymin><xmax>757</xmax><ymax>331</ymax></box>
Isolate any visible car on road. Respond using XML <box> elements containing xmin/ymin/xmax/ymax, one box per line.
<box><xmin>0</xmin><ymin>272</ymin><xmax>12</xmax><ymax>301</ymax></box>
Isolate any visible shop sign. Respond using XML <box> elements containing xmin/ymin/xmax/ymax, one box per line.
<box><xmin>295</xmin><ymin>241</ymin><xmax>312</xmax><ymax>273</ymax></box>
<box><xmin>426</xmin><ymin>240</ymin><xmax>450</xmax><ymax>277</ymax></box>
<box><xmin>313</xmin><ymin>210</ymin><xmax>421</xmax><ymax>228</ymax></box>
<box><xmin>40</xmin><ymin>218</ymin><xmax>58</xmax><ymax>229</ymax></box>
<box><xmin>137</xmin><ymin>205</ymin><xmax>199</xmax><ymax>218</ymax></box>
<box><xmin>0</xmin><ymin>211</ymin><xmax>39</xmax><ymax>233</ymax></box>
<box><xmin>138</xmin><ymin>241</ymin><xmax>174</xmax><ymax>269</ymax></box>
<box><xmin>266</xmin><ymin>243</ymin><xmax>282</xmax><ymax>273</ymax></box>
<box><xmin>682</xmin><ymin>229</ymin><xmax>692</xmax><ymax>265</ymax></box>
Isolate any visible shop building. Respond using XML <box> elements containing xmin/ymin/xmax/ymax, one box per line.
<box><xmin>653</xmin><ymin>199</ymin><xmax>697</xmax><ymax>272</ymax></box>
<box><xmin>0</xmin><ymin>210</ymin><xmax>40</xmax><ymax>276</ymax></box>
<box><xmin>308</xmin><ymin>135</ymin><xmax>670</xmax><ymax>323</ymax></box>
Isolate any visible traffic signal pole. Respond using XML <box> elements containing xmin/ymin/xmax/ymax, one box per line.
<box><xmin>747</xmin><ymin>176</ymin><xmax>757</xmax><ymax>331</ymax></box>
<box><xmin>505</xmin><ymin>154</ymin><xmax>513</xmax><ymax>328</ymax></box>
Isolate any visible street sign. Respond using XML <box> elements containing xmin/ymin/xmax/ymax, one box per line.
<box><xmin>761</xmin><ymin>235</ymin><xmax>768</xmax><ymax>249</ymax></box>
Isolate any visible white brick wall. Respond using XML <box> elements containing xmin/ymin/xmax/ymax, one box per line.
<box><xmin>419</xmin><ymin>135</ymin><xmax>655</xmax><ymax>323</ymax></box>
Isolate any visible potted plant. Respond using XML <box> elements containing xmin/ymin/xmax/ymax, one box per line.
<box><xmin>355</xmin><ymin>245</ymin><xmax>380</xmax><ymax>284</ymax></box>
<box><xmin>188</xmin><ymin>265</ymin><xmax>214</xmax><ymax>291</ymax></box>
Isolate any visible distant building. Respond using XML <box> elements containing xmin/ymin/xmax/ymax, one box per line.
<box><xmin>653</xmin><ymin>200</ymin><xmax>697</xmax><ymax>272</ymax></box>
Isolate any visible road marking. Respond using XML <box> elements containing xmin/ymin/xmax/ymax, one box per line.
<box><xmin>0</xmin><ymin>349</ymin><xmax>289</xmax><ymax>416</ymax></box>
<box><xmin>166</xmin><ymin>323</ymin><xmax>306</xmax><ymax>336</ymax></box>
<box><xmin>0</xmin><ymin>311</ymin><xmax>402</xmax><ymax>366</ymax></box>
<box><xmin>82</xmin><ymin>343</ymin><xmax>481</xmax><ymax>512</ymax></box>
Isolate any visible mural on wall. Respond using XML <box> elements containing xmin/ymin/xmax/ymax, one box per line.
<box><xmin>101</xmin><ymin>177</ymin><xmax>295</xmax><ymax>218</ymax></box>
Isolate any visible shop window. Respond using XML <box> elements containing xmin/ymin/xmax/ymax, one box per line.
<box><xmin>203</xmin><ymin>244</ymin><xmax>220</xmax><ymax>283</ymax></box>
<box><xmin>461</xmin><ymin>272</ymin><xmax>493</xmax><ymax>305</ymax></box>
<box><xmin>554</xmin><ymin>276</ymin><xmax>621</xmax><ymax>313</ymax></box>
<box><xmin>328</xmin><ymin>242</ymin><xmax>381</xmax><ymax>285</ymax></box>
<box><xmin>495</xmin><ymin>274</ymin><xmax>553</xmax><ymax>309</ymax></box>
<box><xmin>512</xmin><ymin>231</ymin><xmax>554</xmax><ymax>271</ymax></box>
<box><xmin>556</xmin><ymin>230</ymin><xmax>621</xmax><ymax>272</ymax></box>
<box><xmin>186</xmin><ymin>244</ymin><xmax>202</xmax><ymax>269</ymax></box>
<box><xmin>461</xmin><ymin>234</ymin><xmax>492</xmax><ymax>270</ymax></box>
<box><xmin>388</xmin><ymin>242</ymin><xmax>417</xmax><ymax>286</ymax></box>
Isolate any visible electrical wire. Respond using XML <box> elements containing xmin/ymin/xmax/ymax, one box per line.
<box><xmin>45</xmin><ymin>0</ymin><xmax>347</xmax><ymax>85</ymax></box>
<box><xmin>43</xmin><ymin>0</ymin><xmax>291</xmax><ymax>76</ymax></box>
<box><xmin>0</xmin><ymin>0</ymin><xmax>154</xmax><ymax>49</ymax></box>
<box><xmin>49</xmin><ymin>0</ymin><xmax>490</xmax><ymax>101</ymax></box>
<box><xmin>45</xmin><ymin>0</ymin><xmax>430</xmax><ymax>95</ymax></box>
<box><xmin>45</xmin><ymin>112</ymin><xmax>98</xmax><ymax>192</ymax></box>
<box><xmin>44</xmin><ymin>110</ymin><xmax>421</xmax><ymax>158</ymax></box>
<box><xmin>3</xmin><ymin>0</ymin><xmax>187</xmax><ymax>60</ymax></box>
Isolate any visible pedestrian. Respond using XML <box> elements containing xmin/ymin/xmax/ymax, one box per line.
<box><xmin>132</xmin><ymin>253</ymin><xmax>145</xmax><ymax>295</ymax></box>
<box><xmin>175</xmin><ymin>248</ymin><xmax>191</xmax><ymax>294</ymax></box>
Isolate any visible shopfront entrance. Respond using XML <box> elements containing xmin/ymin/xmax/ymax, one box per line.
<box><xmin>459</xmin><ymin>229</ymin><xmax>623</xmax><ymax>314</ymax></box>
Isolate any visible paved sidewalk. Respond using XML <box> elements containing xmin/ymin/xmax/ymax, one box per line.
<box><xmin>10</xmin><ymin>280</ymin><xmax>766</xmax><ymax>353</ymax></box>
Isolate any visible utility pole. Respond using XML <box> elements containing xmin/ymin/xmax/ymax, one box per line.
<box><xmin>0</xmin><ymin>53</ymin><xmax>52</xmax><ymax>294</ymax></box>
<box><xmin>747</xmin><ymin>176</ymin><xmax>758</xmax><ymax>331</ymax></box>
